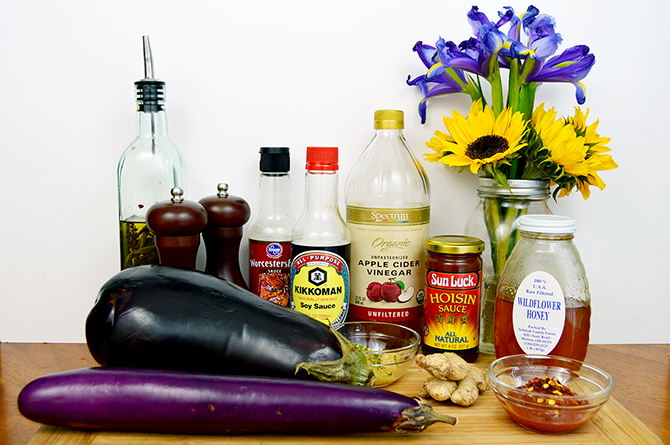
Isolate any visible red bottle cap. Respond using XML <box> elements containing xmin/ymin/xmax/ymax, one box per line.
<box><xmin>306</xmin><ymin>146</ymin><xmax>338</xmax><ymax>171</ymax></box>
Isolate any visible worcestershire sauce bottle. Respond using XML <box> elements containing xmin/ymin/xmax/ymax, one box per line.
<box><xmin>248</xmin><ymin>147</ymin><xmax>296</xmax><ymax>306</ymax></box>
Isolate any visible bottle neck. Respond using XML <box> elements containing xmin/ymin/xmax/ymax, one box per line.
<box><xmin>304</xmin><ymin>169</ymin><xmax>339</xmax><ymax>209</ymax></box>
<box><xmin>136</xmin><ymin>109</ymin><xmax>169</xmax><ymax>138</ymax></box>
<box><xmin>257</xmin><ymin>172</ymin><xmax>293</xmax><ymax>213</ymax></box>
<box><xmin>374</xmin><ymin>128</ymin><xmax>403</xmax><ymax>138</ymax></box>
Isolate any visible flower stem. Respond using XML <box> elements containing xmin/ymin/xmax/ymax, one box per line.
<box><xmin>489</xmin><ymin>61</ymin><xmax>504</xmax><ymax>117</ymax></box>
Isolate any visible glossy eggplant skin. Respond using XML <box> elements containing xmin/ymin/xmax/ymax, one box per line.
<box><xmin>85</xmin><ymin>266</ymin><xmax>344</xmax><ymax>379</ymax></box>
<box><xmin>18</xmin><ymin>367</ymin><xmax>456</xmax><ymax>435</ymax></box>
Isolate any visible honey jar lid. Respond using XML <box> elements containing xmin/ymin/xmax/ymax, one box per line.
<box><xmin>146</xmin><ymin>187</ymin><xmax>208</xmax><ymax>236</ymax></box>
<box><xmin>425</xmin><ymin>235</ymin><xmax>485</xmax><ymax>254</ymax></box>
<box><xmin>198</xmin><ymin>183</ymin><xmax>251</xmax><ymax>227</ymax></box>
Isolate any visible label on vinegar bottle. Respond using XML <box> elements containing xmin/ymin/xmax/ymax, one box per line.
<box><xmin>290</xmin><ymin>245</ymin><xmax>350</xmax><ymax>326</ymax></box>
<box><xmin>346</xmin><ymin>206</ymin><xmax>429</xmax><ymax>326</ymax></box>
<box><xmin>512</xmin><ymin>271</ymin><xmax>566</xmax><ymax>355</ymax></box>
<box><xmin>424</xmin><ymin>269</ymin><xmax>481</xmax><ymax>350</ymax></box>
<box><xmin>249</xmin><ymin>239</ymin><xmax>292</xmax><ymax>307</ymax></box>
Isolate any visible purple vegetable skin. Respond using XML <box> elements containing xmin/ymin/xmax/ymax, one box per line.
<box><xmin>18</xmin><ymin>367</ymin><xmax>456</xmax><ymax>435</ymax></box>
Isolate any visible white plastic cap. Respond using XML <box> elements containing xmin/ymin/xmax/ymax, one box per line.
<box><xmin>518</xmin><ymin>215</ymin><xmax>576</xmax><ymax>234</ymax></box>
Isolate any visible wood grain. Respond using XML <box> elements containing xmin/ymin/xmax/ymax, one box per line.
<box><xmin>2</xmin><ymin>343</ymin><xmax>667</xmax><ymax>445</ymax></box>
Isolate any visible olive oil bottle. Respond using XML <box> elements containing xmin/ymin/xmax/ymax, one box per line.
<box><xmin>117</xmin><ymin>36</ymin><xmax>185</xmax><ymax>269</ymax></box>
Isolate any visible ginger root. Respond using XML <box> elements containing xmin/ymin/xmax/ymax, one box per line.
<box><xmin>416</xmin><ymin>353</ymin><xmax>489</xmax><ymax>407</ymax></box>
<box><xmin>420</xmin><ymin>377</ymin><xmax>458</xmax><ymax>401</ymax></box>
<box><xmin>415</xmin><ymin>352</ymin><xmax>470</xmax><ymax>381</ymax></box>
<box><xmin>450</xmin><ymin>365</ymin><xmax>488</xmax><ymax>407</ymax></box>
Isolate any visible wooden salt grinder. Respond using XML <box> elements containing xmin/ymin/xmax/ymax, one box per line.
<box><xmin>146</xmin><ymin>187</ymin><xmax>208</xmax><ymax>269</ymax></box>
<box><xmin>199</xmin><ymin>183</ymin><xmax>251</xmax><ymax>288</ymax></box>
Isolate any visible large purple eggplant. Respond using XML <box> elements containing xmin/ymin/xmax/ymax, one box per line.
<box><xmin>85</xmin><ymin>265</ymin><xmax>371</xmax><ymax>385</ymax></box>
<box><xmin>18</xmin><ymin>367</ymin><xmax>456</xmax><ymax>435</ymax></box>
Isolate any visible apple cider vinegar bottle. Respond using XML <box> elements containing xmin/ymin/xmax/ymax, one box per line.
<box><xmin>345</xmin><ymin>110</ymin><xmax>430</xmax><ymax>335</ymax></box>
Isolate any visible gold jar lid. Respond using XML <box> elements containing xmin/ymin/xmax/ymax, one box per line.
<box><xmin>425</xmin><ymin>235</ymin><xmax>484</xmax><ymax>254</ymax></box>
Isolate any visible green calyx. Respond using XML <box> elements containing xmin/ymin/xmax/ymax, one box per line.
<box><xmin>295</xmin><ymin>327</ymin><xmax>374</xmax><ymax>386</ymax></box>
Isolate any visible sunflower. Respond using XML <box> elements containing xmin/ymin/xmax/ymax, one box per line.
<box><xmin>531</xmin><ymin>104</ymin><xmax>618</xmax><ymax>199</ymax></box>
<box><xmin>425</xmin><ymin>99</ymin><xmax>528</xmax><ymax>175</ymax></box>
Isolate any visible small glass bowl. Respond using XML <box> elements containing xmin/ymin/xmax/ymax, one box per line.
<box><xmin>336</xmin><ymin>321</ymin><xmax>420</xmax><ymax>387</ymax></box>
<box><xmin>489</xmin><ymin>354</ymin><xmax>613</xmax><ymax>433</ymax></box>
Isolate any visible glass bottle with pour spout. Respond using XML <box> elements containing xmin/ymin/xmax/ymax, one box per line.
<box><xmin>117</xmin><ymin>36</ymin><xmax>186</xmax><ymax>269</ymax></box>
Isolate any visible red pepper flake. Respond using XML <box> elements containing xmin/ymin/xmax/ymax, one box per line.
<box><xmin>517</xmin><ymin>376</ymin><xmax>582</xmax><ymax>406</ymax></box>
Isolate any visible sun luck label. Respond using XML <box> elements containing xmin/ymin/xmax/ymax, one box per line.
<box><xmin>424</xmin><ymin>269</ymin><xmax>481</xmax><ymax>350</ymax></box>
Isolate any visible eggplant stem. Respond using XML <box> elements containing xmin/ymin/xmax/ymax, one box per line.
<box><xmin>396</xmin><ymin>399</ymin><xmax>458</xmax><ymax>432</ymax></box>
<box><xmin>295</xmin><ymin>328</ymin><xmax>374</xmax><ymax>386</ymax></box>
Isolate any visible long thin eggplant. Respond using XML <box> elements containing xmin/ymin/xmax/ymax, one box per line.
<box><xmin>19</xmin><ymin>367</ymin><xmax>457</xmax><ymax>435</ymax></box>
<box><xmin>86</xmin><ymin>266</ymin><xmax>372</xmax><ymax>386</ymax></box>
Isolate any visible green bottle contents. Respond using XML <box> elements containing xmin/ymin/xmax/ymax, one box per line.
<box><xmin>290</xmin><ymin>147</ymin><xmax>351</xmax><ymax>327</ymax></box>
<box><xmin>117</xmin><ymin>36</ymin><xmax>185</xmax><ymax>269</ymax></box>
<box><xmin>344</xmin><ymin>110</ymin><xmax>431</xmax><ymax>335</ymax></box>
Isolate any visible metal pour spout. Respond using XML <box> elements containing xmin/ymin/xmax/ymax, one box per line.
<box><xmin>143</xmin><ymin>35</ymin><xmax>155</xmax><ymax>79</ymax></box>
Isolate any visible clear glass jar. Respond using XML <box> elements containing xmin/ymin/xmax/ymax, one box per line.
<box><xmin>493</xmin><ymin>215</ymin><xmax>591</xmax><ymax>362</ymax></box>
<box><xmin>464</xmin><ymin>177</ymin><xmax>552</xmax><ymax>354</ymax></box>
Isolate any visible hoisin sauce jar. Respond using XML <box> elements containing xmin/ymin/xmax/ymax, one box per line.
<box><xmin>423</xmin><ymin>235</ymin><xmax>484</xmax><ymax>362</ymax></box>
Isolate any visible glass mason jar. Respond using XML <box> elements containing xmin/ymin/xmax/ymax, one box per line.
<box><xmin>464</xmin><ymin>177</ymin><xmax>552</xmax><ymax>354</ymax></box>
<box><xmin>493</xmin><ymin>215</ymin><xmax>591</xmax><ymax>362</ymax></box>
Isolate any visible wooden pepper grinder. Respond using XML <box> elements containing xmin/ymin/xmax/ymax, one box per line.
<box><xmin>199</xmin><ymin>183</ymin><xmax>251</xmax><ymax>288</ymax></box>
<box><xmin>146</xmin><ymin>187</ymin><xmax>208</xmax><ymax>269</ymax></box>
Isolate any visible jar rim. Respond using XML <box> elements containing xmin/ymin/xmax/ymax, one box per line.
<box><xmin>477</xmin><ymin>177</ymin><xmax>550</xmax><ymax>197</ymax></box>
<box><xmin>426</xmin><ymin>235</ymin><xmax>485</xmax><ymax>254</ymax></box>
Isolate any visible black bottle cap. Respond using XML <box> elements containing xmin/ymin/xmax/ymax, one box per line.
<box><xmin>259</xmin><ymin>147</ymin><xmax>290</xmax><ymax>173</ymax></box>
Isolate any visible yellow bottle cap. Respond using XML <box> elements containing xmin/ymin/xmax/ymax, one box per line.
<box><xmin>374</xmin><ymin>110</ymin><xmax>404</xmax><ymax>130</ymax></box>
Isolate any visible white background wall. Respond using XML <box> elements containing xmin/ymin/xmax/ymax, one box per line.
<box><xmin>1</xmin><ymin>0</ymin><xmax>668</xmax><ymax>344</ymax></box>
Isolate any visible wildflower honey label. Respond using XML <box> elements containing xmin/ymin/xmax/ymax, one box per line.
<box><xmin>423</xmin><ymin>269</ymin><xmax>481</xmax><ymax>350</ymax></box>
<box><xmin>512</xmin><ymin>271</ymin><xmax>566</xmax><ymax>354</ymax></box>
<box><xmin>290</xmin><ymin>246</ymin><xmax>350</xmax><ymax>326</ymax></box>
<box><xmin>346</xmin><ymin>206</ymin><xmax>429</xmax><ymax>325</ymax></box>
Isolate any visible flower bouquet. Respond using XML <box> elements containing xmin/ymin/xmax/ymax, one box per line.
<box><xmin>408</xmin><ymin>5</ymin><xmax>617</xmax><ymax>352</ymax></box>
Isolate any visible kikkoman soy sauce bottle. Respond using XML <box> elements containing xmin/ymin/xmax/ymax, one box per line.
<box><xmin>117</xmin><ymin>36</ymin><xmax>185</xmax><ymax>269</ymax></box>
<box><xmin>345</xmin><ymin>110</ymin><xmax>430</xmax><ymax>334</ymax></box>
<box><xmin>290</xmin><ymin>147</ymin><xmax>351</xmax><ymax>327</ymax></box>
<box><xmin>494</xmin><ymin>215</ymin><xmax>591</xmax><ymax>361</ymax></box>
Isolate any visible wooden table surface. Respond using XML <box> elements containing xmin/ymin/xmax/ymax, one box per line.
<box><xmin>1</xmin><ymin>343</ymin><xmax>668</xmax><ymax>445</ymax></box>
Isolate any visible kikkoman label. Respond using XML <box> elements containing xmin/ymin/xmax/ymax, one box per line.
<box><xmin>346</xmin><ymin>206</ymin><xmax>429</xmax><ymax>324</ymax></box>
<box><xmin>289</xmin><ymin>249</ymin><xmax>350</xmax><ymax>326</ymax></box>
<box><xmin>424</xmin><ymin>270</ymin><xmax>481</xmax><ymax>350</ymax></box>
